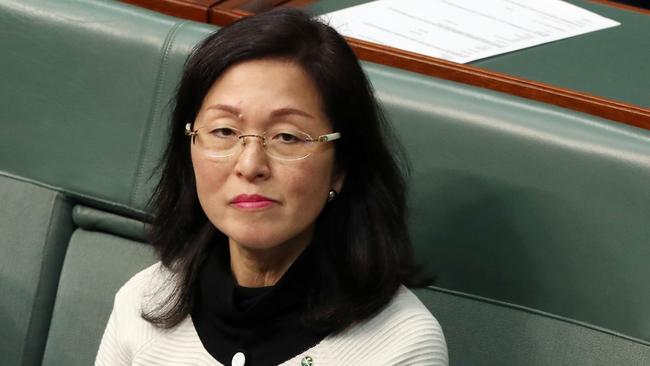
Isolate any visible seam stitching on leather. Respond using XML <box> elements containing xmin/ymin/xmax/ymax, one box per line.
<box><xmin>129</xmin><ymin>21</ymin><xmax>187</xmax><ymax>208</ymax></box>
<box><xmin>21</xmin><ymin>193</ymin><xmax>69</xmax><ymax>365</ymax></box>
<box><xmin>424</xmin><ymin>285</ymin><xmax>650</xmax><ymax>346</ymax></box>
<box><xmin>0</xmin><ymin>171</ymin><xmax>149</xmax><ymax>219</ymax></box>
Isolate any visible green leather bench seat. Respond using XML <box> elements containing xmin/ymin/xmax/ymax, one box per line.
<box><xmin>2</xmin><ymin>0</ymin><xmax>650</xmax><ymax>364</ymax></box>
<box><xmin>416</xmin><ymin>287</ymin><xmax>650</xmax><ymax>366</ymax></box>
<box><xmin>369</xmin><ymin>62</ymin><xmax>650</xmax><ymax>340</ymax></box>
<box><xmin>0</xmin><ymin>0</ymin><xmax>214</xmax><ymax>215</ymax></box>
<box><xmin>42</xmin><ymin>206</ymin><xmax>156</xmax><ymax>366</ymax></box>
<box><xmin>3</xmin><ymin>0</ymin><xmax>650</xmax><ymax>340</ymax></box>
<box><xmin>0</xmin><ymin>173</ymin><xmax>72</xmax><ymax>366</ymax></box>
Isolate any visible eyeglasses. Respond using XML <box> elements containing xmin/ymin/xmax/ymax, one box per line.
<box><xmin>185</xmin><ymin>123</ymin><xmax>341</xmax><ymax>161</ymax></box>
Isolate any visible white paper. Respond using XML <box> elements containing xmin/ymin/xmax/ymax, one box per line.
<box><xmin>321</xmin><ymin>0</ymin><xmax>620</xmax><ymax>64</ymax></box>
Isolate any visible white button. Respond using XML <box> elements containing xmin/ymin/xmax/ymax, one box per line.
<box><xmin>231</xmin><ymin>352</ymin><xmax>246</xmax><ymax>366</ymax></box>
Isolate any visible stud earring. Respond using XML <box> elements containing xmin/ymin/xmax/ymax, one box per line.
<box><xmin>327</xmin><ymin>190</ymin><xmax>337</xmax><ymax>202</ymax></box>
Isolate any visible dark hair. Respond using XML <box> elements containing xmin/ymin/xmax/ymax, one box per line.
<box><xmin>145</xmin><ymin>8</ymin><xmax>426</xmax><ymax>334</ymax></box>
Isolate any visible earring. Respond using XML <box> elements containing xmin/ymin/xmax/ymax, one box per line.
<box><xmin>327</xmin><ymin>190</ymin><xmax>337</xmax><ymax>202</ymax></box>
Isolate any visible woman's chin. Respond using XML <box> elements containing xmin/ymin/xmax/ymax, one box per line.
<box><xmin>227</xmin><ymin>234</ymin><xmax>288</xmax><ymax>252</ymax></box>
<box><xmin>226</xmin><ymin>231</ymin><xmax>313</xmax><ymax>256</ymax></box>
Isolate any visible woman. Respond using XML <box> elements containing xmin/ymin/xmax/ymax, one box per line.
<box><xmin>96</xmin><ymin>8</ymin><xmax>447</xmax><ymax>366</ymax></box>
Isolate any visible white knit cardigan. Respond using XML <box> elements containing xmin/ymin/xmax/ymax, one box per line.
<box><xmin>95</xmin><ymin>263</ymin><xmax>448</xmax><ymax>366</ymax></box>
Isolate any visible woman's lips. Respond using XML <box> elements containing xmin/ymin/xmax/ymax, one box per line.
<box><xmin>233</xmin><ymin>201</ymin><xmax>274</xmax><ymax>209</ymax></box>
<box><xmin>231</xmin><ymin>194</ymin><xmax>276</xmax><ymax>210</ymax></box>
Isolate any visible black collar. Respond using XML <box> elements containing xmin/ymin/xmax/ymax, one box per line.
<box><xmin>192</xmin><ymin>243</ymin><xmax>326</xmax><ymax>366</ymax></box>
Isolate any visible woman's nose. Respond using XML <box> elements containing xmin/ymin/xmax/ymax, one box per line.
<box><xmin>233</xmin><ymin>136</ymin><xmax>271</xmax><ymax>181</ymax></box>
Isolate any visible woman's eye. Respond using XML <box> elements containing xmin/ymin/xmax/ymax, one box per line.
<box><xmin>209</xmin><ymin>127</ymin><xmax>237</xmax><ymax>138</ymax></box>
<box><xmin>272</xmin><ymin>132</ymin><xmax>301</xmax><ymax>144</ymax></box>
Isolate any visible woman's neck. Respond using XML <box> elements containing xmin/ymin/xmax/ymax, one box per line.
<box><xmin>228</xmin><ymin>227</ymin><xmax>313</xmax><ymax>287</ymax></box>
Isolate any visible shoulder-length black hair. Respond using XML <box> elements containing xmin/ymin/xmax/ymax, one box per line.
<box><xmin>145</xmin><ymin>7</ymin><xmax>426</xmax><ymax>334</ymax></box>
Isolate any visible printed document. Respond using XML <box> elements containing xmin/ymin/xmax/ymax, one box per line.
<box><xmin>322</xmin><ymin>0</ymin><xmax>620</xmax><ymax>63</ymax></box>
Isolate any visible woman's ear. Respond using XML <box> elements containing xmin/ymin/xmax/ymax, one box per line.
<box><xmin>332</xmin><ymin>171</ymin><xmax>345</xmax><ymax>193</ymax></box>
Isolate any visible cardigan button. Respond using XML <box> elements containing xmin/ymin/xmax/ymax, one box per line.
<box><xmin>232</xmin><ymin>352</ymin><xmax>246</xmax><ymax>366</ymax></box>
<box><xmin>301</xmin><ymin>356</ymin><xmax>314</xmax><ymax>366</ymax></box>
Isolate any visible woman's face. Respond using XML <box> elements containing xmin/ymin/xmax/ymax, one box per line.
<box><xmin>191</xmin><ymin>59</ymin><xmax>344</xmax><ymax>252</ymax></box>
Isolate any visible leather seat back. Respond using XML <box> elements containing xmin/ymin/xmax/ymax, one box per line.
<box><xmin>0</xmin><ymin>174</ymin><xmax>72</xmax><ymax>366</ymax></box>
<box><xmin>41</xmin><ymin>206</ymin><xmax>156</xmax><ymax>366</ymax></box>
<box><xmin>365</xmin><ymin>63</ymin><xmax>650</xmax><ymax>340</ymax></box>
<box><xmin>0</xmin><ymin>0</ymin><xmax>214</xmax><ymax>213</ymax></box>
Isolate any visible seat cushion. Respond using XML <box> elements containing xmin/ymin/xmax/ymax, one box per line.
<box><xmin>41</xmin><ymin>228</ymin><xmax>157</xmax><ymax>366</ymax></box>
<box><xmin>0</xmin><ymin>173</ymin><xmax>72</xmax><ymax>366</ymax></box>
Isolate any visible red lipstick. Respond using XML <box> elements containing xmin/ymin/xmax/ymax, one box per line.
<box><xmin>231</xmin><ymin>194</ymin><xmax>276</xmax><ymax>210</ymax></box>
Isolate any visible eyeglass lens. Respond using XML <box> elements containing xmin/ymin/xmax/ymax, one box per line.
<box><xmin>195</xmin><ymin>126</ymin><xmax>317</xmax><ymax>160</ymax></box>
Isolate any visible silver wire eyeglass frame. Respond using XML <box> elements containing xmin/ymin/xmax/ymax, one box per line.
<box><xmin>184</xmin><ymin>123</ymin><xmax>341</xmax><ymax>161</ymax></box>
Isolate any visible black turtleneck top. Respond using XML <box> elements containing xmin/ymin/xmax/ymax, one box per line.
<box><xmin>191</xmin><ymin>243</ymin><xmax>327</xmax><ymax>366</ymax></box>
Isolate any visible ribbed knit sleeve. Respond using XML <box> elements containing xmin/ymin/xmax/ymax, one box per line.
<box><xmin>95</xmin><ymin>263</ymin><xmax>164</xmax><ymax>366</ymax></box>
<box><xmin>314</xmin><ymin>286</ymin><xmax>448</xmax><ymax>366</ymax></box>
<box><xmin>95</xmin><ymin>302</ymin><xmax>131</xmax><ymax>365</ymax></box>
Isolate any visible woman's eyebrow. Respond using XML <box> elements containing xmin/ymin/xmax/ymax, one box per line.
<box><xmin>270</xmin><ymin>107</ymin><xmax>314</xmax><ymax>119</ymax></box>
<box><xmin>205</xmin><ymin>104</ymin><xmax>241</xmax><ymax>116</ymax></box>
<box><xmin>204</xmin><ymin>104</ymin><xmax>313</xmax><ymax>119</ymax></box>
